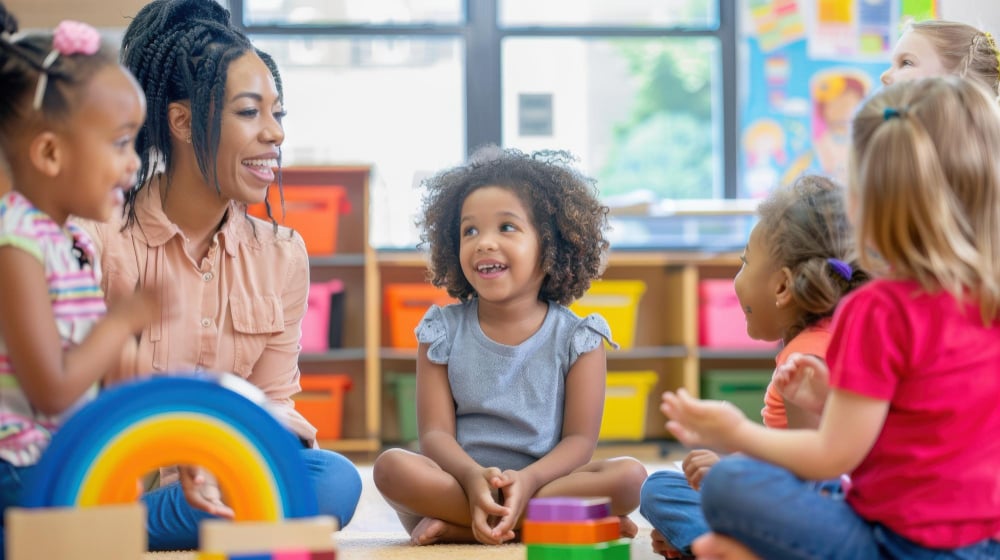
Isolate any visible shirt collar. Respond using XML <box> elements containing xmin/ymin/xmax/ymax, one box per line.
<box><xmin>133</xmin><ymin>179</ymin><xmax>260</xmax><ymax>257</ymax></box>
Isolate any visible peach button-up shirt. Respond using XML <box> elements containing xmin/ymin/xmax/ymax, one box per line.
<box><xmin>80</xmin><ymin>183</ymin><xmax>316</xmax><ymax>444</ymax></box>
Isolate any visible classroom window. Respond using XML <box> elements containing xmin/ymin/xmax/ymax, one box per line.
<box><xmin>233</xmin><ymin>0</ymin><xmax>734</xmax><ymax>249</ymax></box>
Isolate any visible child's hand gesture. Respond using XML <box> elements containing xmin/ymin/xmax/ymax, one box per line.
<box><xmin>488</xmin><ymin>468</ymin><xmax>538</xmax><ymax>543</ymax></box>
<box><xmin>179</xmin><ymin>465</ymin><xmax>234</xmax><ymax>519</ymax></box>
<box><xmin>773</xmin><ymin>353</ymin><xmax>830</xmax><ymax>416</ymax></box>
<box><xmin>460</xmin><ymin>466</ymin><xmax>512</xmax><ymax>545</ymax></box>
<box><xmin>681</xmin><ymin>449</ymin><xmax>720</xmax><ymax>491</ymax></box>
<box><xmin>661</xmin><ymin>389</ymin><xmax>748</xmax><ymax>453</ymax></box>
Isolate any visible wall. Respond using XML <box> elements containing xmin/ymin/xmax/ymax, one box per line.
<box><xmin>5</xmin><ymin>0</ymin><xmax>148</xmax><ymax>28</ymax></box>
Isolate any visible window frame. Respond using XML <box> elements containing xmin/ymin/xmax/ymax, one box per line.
<box><xmin>230</xmin><ymin>0</ymin><xmax>739</xmax><ymax>198</ymax></box>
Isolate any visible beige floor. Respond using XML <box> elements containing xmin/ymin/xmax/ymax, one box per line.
<box><xmin>145</xmin><ymin>442</ymin><xmax>684</xmax><ymax>559</ymax></box>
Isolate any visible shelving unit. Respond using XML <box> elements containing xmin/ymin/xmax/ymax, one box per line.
<box><xmin>374</xmin><ymin>250</ymin><xmax>775</xmax><ymax>442</ymax></box>
<box><xmin>280</xmin><ymin>166</ymin><xmax>381</xmax><ymax>455</ymax></box>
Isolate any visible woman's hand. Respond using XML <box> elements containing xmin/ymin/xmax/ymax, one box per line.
<box><xmin>179</xmin><ymin>466</ymin><xmax>234</xmax><ymax>519</ymax></box>
<box><xmin>681</xmin><ymin>449</ymin><xmax>720</xmax><ymax>491</ymax></box>
<box><xmin>661</xmin><ymin>388</ymin><xmax>749</xmax><ymax>453</ymax></box>
<box><xmin>773</xmin><ymin>353</ymin><xmax>830</xmax><ymax>416</ymax></box>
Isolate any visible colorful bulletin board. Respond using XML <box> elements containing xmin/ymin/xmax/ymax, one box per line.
<box><xmin>739</xmin><ymin>0</ymin><xmax>937</xmax><ymax>197</ymax></box>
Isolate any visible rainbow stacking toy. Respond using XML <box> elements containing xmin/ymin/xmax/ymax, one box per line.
<box><xmin>523</xmin><ymin>497</ymin><xmax>630</xmax><ymax>560</ymax></box>
<box><xmin>5</xmin><ymin>374</ymin><xmax>338</xmax><ymax>560</ymax></box>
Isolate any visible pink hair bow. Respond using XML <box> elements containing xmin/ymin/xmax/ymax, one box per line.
<box><xmin>33</xmin><ymin>20</ymin><xmax>101</xmax><ymax>110</ymax></box>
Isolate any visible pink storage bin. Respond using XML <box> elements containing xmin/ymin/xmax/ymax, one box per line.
<box><xmin>698</xmin><ymin>279</ymin><xmax>779</xmax><ymax>350</ymax></box>
<box><xmin>301</xmin><ymin>279</ymin><xmax>345</xmax><ymax>353</ymax></box>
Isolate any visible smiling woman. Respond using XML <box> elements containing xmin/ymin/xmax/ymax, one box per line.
<box><xmin>76</xmin><ymin>0</ymin><xmax>362</xmax><ymax>552</ymax></box>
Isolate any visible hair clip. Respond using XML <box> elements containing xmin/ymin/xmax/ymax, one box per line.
<box><xmin>985</xmin><ymin>32</ymin><xmax>1000</xmax><ymax>73</ymax></box>
<box><xmin>827</xmin><ymin>258</ymin><xmax>852</xmax><ymax>281</ymax></box>
<box><xmin>883</xmin><ymin>107</ymin><xmax>901</xmax><ymax>121</ymax></box>
<box><xmin>32</xmin><ymin>20</ymin><xmax>101</xmax><ymax>111</ymax></box>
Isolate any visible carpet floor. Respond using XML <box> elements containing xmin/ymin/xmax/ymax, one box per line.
<box><xmin>144</xmin><ymin>455</ymin><xmax>681</xmax><ymax>559</ymax></box>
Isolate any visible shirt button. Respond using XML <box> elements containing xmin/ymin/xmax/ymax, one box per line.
<box><xmin>201</xmin><ymin>318</ymin><xmax>212</xmax><ymax>327</ymax></box>
<box><xmin>202</xmin><ymin>272</ymin><xmax>214</xmax><ymax>282</ymax></box>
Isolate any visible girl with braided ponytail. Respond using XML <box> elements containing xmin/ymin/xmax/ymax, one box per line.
<box><xmin>639</xmin><ymin>175</ymin><xmax>869</xmax><ymax>558</ymax></box>
<box><xmin>79</xmin><ymin>0</ymin><xmax>361</xmax><ymax>551</ymax></box>
<box><xmin>662</xmin><ymin>77</ymin><xmax>1000</xmax><ymax>560</ymax></box>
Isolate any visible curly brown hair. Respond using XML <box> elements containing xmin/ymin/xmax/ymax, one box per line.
<box><xmin>418</xmin><ymin>146</ymin><xmax>610</xmax><ymax>305</ymax></box>
<box><xmin>757</xmin><ymin>174</ymin><xmax>870</xmax><ymax>340</ymax></box>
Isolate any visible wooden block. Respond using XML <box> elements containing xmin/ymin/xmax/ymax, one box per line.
<box><xmin>523</xmin><ymin>516</ymin><xmax>620</xmax><ymax>544</ymax></box>
<box><xmin>526</xmin><ymin>538</ymin><xmax>631</xmax><ymax>560</ymax></box>
<box><xmin>200</xmin><ymin>516</ymin><xmax>338</xmax><ymax>555</ymax></box>
<box><xmin>6</xmin><ymin>503</ymin><xmax>146</xmax><ymax>560</ymax></box>
<box><xmin>230</xmin><ymin>554</ymin><xmax>270</xmax><ymax>560</ymax></box>
<box><xmin>525</xmin><ymin>497</ymin><xmax>611</xmax><ymax>521</ymax></box>
<box><xmin>308</xmin><ymin>552</ymin><xmax>336</xmax><ymax>560</ymax></box>
<box><xmin>196</xmin><ymin>554</ymin><xmax>227</xmax><ymax>560</ymax></box>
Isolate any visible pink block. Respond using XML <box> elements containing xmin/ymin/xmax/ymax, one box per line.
<box><xmin>272</xmin><ymin>550</ymin><xmax>311</xmax><ymax>560</ymax></box>
<box><xmin>301</xmin><ymin>279</ymin><xmax>345</xmax><ymax>353</ymax></box>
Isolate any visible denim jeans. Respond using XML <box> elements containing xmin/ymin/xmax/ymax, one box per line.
<box><xmin>639</xmin><ymin>469</ymin><xmax>707</xmax><ymax>557</ymax></box>
<box><xmin>700</xmin><ymin>455</ymin><xmax>1000</xmax><ymax>560</ymax></box>
<box><xmin>144</xmin><ymin>447</ymin><xmax>362</xmax><ymax>551</ymax></box>
<box><xmin>0</xmin><ymin>460</ymin><xmax>37</xmax><ymax>559</ymax></box>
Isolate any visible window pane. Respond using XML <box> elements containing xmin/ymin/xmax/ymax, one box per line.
<box><xmin>502</xmin><ymin>37</ymin><xmax>723</xmax><ymax>203</ymax></box>
<box><xmin>252</xmin><ymin>36</ymin><xmax>465</xmax><ymax>248</ymax></box>
<box><xmin>244</xmin><ymin>0</ymin><xmax>462</xmax><ymax>26</ymax></box>
<box><xmin>500</xmin><ymin>0</ymin><xmax>717</xmax><ymax>28</ymax></box>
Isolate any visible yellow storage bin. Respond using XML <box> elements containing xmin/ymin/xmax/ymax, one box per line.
<box><xmin>599</xmin><ymin>371</ymin><xmax>658</xmax><ymax>441</ymax></box>
<box><xmin>570</xmin><ymin>280</ymin><xmax>647</xmax><ymax>349</ymax></box>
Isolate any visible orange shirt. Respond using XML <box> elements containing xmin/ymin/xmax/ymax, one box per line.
<box><xmin>80</xmin><ymin>183</ymin><xmax>316</xmax><ymax>443</ymax></box>
<box><xmin>760</xmin><ymin>319</ymin><xmax>833</xmax><ymax>429</ymax></box>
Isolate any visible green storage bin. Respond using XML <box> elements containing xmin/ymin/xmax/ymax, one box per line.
<box><xmin>388</xmin><ymin>372</ymin><xmax>418</xmax><ymax>442</ymax></box>
<box><xmin>701</xmin><ymin>370</ymin><xmax>772</xmax><ymax>424</ymax></box>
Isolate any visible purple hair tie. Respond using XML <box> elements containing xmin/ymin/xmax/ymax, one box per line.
<box><xmin>827</xmin><ymin>258</ymin><xmax>852</xmax><ymax>281</ymax></box>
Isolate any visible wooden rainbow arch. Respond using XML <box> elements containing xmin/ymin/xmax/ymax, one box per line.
<box><xmin>18</xmin><ymin>375</ymin><xmax>317</xmax><ymax>520</ymax></box>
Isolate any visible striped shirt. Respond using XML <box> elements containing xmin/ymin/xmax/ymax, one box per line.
<box><xmin>0</xmin><ymin>191</ymin><xmax>104</xmax><ymax>466</ymax></box>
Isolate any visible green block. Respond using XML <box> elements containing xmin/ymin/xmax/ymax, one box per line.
<box><xmin>387</xmin><ymin>372</ymin><xmax>417</xmax><ymax>442</ymax></box>
<box><xmin>701</xmin><ymin>369</ymin><xmax>772</xmax><ymax>424</ymax></box>
<box><xmin>527</xmin><ymin>538</ymin><xmax>631</xmax><ymax>560</ymax></box>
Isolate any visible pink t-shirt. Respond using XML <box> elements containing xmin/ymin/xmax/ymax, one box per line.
<box><xmin>828</xmin><ymin>279</ymin><xmax>1000</xmax><ymax>547</ymax></box>
<box><xmin>761</xmin><ymin>319</ymin><xmax>832</xmax><ymax>429</ymax></box>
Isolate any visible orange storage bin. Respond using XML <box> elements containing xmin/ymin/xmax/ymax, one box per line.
<box><xmin>384</xmin><ymin>283</ymin><xmax>457</xmax><ymax>349</ymax></box>
<box><xmin>698</xmin><ymin>279</ymin><xmax>778</xmax><ymax>350</ymax></box>
<box><xmin>248</xmin><ymin>185</ymin><xmax>350</xmax><ymax>255</ymax></box>
<box><xmin>293</xmin><ymin>374</ymin><xmax>352</xmax><ymax>440</ymax></box>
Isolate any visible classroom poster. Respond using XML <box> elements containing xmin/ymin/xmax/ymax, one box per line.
<box><xmin>739</xmin><ymin>0</ymin><xmax>938</xmax><ymax>197</ymax></box>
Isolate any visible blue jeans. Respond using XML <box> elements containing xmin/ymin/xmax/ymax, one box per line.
<box><xmin>640</xmin><ymin>469</ymin><xmax>707</xmax><ymax>557</ymax></box>
<box><xmin>700</xmin><ymin>456</ymin><xmax>1000</xmax><ymax>560</ymax></box>
<box><xmin>0</xmin><ymin>460</ymin><xmax>38</xmax><ymax>558</ymax></box>
<box><xmin>144</xmin><ymin>447</ymin><xmax>362</xmax><ymax>551</ymax></box>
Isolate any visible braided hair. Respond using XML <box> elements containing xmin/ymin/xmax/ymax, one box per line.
<box><xmin>120</xmin><ymin>0</ymin><xmax>284</xmax><ymax>227</ymax></box>
<box><xmin>0</xmin><ymin>2</ymin><xmax>117</xmax><ymax>147</ymax></box>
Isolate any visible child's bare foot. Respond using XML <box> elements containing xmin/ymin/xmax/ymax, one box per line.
<box><xmin>409</xmin><ymin>517</ymin><xmax>477</xmax><ymax>545</ymax></box>
<box><xmin>650</xmin><ymin>528</ymin><xmax>686</xmax><ymax>558</ymax></box>
<box><xmin>692</xmin><ymin>532</ymin><xmax>761</xmax><ymax>560</ymax></box>
<box><xmin>618</xmin><ymin>515</ymin><xmax>639</xmax><ymax>538</ymax></box>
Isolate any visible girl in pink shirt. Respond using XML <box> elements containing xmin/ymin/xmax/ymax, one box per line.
<box><xmin>0</xmin><ymin>3</ymin><xmax>157</xmax><ymax>541</ymax></box>
<box><xmin>662</xmin><ymin>77</ymin><xmax>1000</xmax><ymax>560</ymax></box>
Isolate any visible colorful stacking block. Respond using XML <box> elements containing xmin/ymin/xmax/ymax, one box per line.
<box><xmin>525</xmin><ymin>497</ymin><xmax>630</xmax><ymax>560</ymax></box>
<box><xmin>525</xmin><ymin>497</ymin><xmax>611</xmax><ymax>521</ymax></box>
<box><xmin>527</xmin><ymin>538</ymin><xmax>631</xmax><ymax>560</ymax></box>
<box><xmin>523</xmin><ymin>516</ymin><xmax>621</xmax><ymax>544</ymax></box>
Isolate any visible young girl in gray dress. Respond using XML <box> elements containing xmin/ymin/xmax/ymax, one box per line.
<box><xmin>373</xmin><ymin>146</ymin><xmax>648</xmax><ymax>546</ymax></box>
